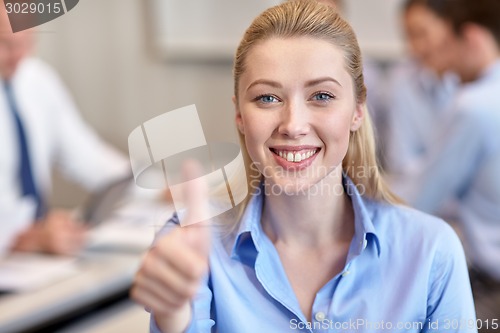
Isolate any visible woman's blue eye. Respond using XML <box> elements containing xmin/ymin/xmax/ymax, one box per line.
<box><xmin>257</xmin><ymin>95</ymin><xmax>279</xmax><ymax>103</ymax></box>
<box><xmin>312</xmin><ymin>92</ymin><xmax>334</xmax><ymax>101</ymax></box>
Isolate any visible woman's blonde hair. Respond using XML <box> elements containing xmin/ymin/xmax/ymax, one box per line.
<box><xmin>233</xmin><ymin>0</ymin><xmax>400</xmax><ymax>209</ymax></box>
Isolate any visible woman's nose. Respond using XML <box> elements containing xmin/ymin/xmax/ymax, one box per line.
<box><xmin>277</xmin><ymin>102</ymin><xmax>310</xmax><ymax>138</ymax></box>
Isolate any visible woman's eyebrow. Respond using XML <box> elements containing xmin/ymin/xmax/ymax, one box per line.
<box><xmin>245</xmin><ymin>77</ymin><xmax>342</xmax><ymax>92</ymax></box>
<box><xmin>305</xmin><ymin>77</ymin><xmax>342</xmax><ymax>88</ymax></box>
<box><xmin>246</xmin><ymin>79</ymin><xmax>282</xmax><ymax>92</ymax></box>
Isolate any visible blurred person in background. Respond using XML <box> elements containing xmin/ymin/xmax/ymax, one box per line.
<box><xmin>0</xmin><ymin>12</ymin><xmax>130</xmax><ymax>255</ymax></box>
<box><xmin>401</xmin><ymin>0</ymin><xmax>500</xmax><ymax>327</ymax></box>
<box><xmin>384</xmin><ymin>0</ymin><xmax>458</xmax><ymax>177</ymax></box>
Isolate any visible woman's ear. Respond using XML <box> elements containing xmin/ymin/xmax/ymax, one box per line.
<box><xmin>350</xmin><ymin>103</ymin><xmax>365</xmax><ymax>131</ymax></box>
<box><xmin>233</xmin><ymin>96</ymin><xmax>245</xmax><ymax>135</ymax></box>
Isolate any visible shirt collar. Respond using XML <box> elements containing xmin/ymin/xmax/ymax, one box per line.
<box><xmin>229</xmin><ymin>184</ymin><xmax>264</xmax><ymax>259</ymax></box>
<box><xmin>230</xmin><ymin>175</ymin><xmax>381</xmax><ymax>259</ymax></box>
<box><xmin>478</xmin><ymin>59</ymin><xmax>500</xmax><ymax>83</ymax></box>
<box><xmin>459</xmin><ymin>59</ymin><xmax>500</xmax><ymax>94</ymax></box>
<box><xmin>343</xmin><ymin>175</ymin><xmax>381</xmax><ymax>259</ymax></box>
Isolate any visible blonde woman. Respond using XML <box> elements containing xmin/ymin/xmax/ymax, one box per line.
<box><xmin>132</xmin><ymin>1</ymin><xmax>476</xmax><ymax>332</ymax></box>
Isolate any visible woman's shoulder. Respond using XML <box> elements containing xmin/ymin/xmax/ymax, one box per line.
<box><xmin>367</xmin><ymin>200</ymin><xmax>462</xmax><ymax>252</ymax></box>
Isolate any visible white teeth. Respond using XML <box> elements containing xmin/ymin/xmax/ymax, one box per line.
<box><xmin>276</xmin><ymin>149</ymin><xmax>318</xmax><ymax>163</ymax></box>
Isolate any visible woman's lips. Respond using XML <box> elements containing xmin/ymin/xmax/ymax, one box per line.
<box><xmin>269</xmin><ymin>147</ymin><xmax>320</xmax><ymax>170</ymax></box>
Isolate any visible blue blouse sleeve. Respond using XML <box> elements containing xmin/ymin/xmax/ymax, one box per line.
<box><xmin>423</xmin><ymin>223</ymin><xmax>477</xmax><ymax>333</ymax></box>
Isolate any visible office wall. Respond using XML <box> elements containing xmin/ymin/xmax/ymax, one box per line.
<box><xmin>36</xmin><ymin>0</ymin><xmax>238</xmax><ymax>206</ymax></box>
<box><xmin>35</xmin><ymin>0</ymin><xmax>405</xmax><ymax>207</ymax></box>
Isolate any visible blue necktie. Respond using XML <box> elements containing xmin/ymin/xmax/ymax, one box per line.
<box><xmin>4</xmin><ymin>81</ymin><xmax>45</xmax><ymax>219</ymax></box>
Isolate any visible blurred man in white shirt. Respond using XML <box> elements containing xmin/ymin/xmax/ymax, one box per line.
<box><xmin>0</xmin><ymin>13</ymin><xmax>130</xmax><ymax>255</ymax></box>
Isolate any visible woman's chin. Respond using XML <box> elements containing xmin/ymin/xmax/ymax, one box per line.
<box><xmin>261</xmin><ymin>166</ymin><xmax>344</xmax><ymax>197</ymax></box>
<box><xmin>262</xmin><ymin>177</ymin><xmax>320</xmax><ymax>197</ymax></box>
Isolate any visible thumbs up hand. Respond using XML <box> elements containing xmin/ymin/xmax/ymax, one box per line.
<box><xmin>131</xmin><ymin>160</ymin><xmax>211</xmax><ymax>333</ymax></box>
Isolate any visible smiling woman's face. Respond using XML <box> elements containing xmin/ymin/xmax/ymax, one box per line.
<box><xmin>235</xmin><ymin>37</ymin><xmax>363</xmax><ymax>193</ymax></box>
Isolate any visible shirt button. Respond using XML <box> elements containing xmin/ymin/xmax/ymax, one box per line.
<box><xmin>315</xmin><ymin>312</ymin><xmax>326</xmax><ymax>321</ymax></box>
<box><xmin>342</xmin><ymin>270</ymin><xmax>351</xmax><ymax>277</ymax></box>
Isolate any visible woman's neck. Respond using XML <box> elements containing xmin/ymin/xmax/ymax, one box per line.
<box><xmin>261</xmin><ymin>170</ymin><xmax>355</xmax><ymax>249</ymax></box>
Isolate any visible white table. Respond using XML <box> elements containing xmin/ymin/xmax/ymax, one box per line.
<box><xmin>55</xmin><ymin>300</ymin><xmax>150</xmax><ymax>333</ymax></box>
<box><xmin>0</xmin><ymin>251</ymin><xmax>142</xmax><ymax>333</ymax></box>
<box><xmin>0</xmin><ymin>197</ymin><xmax>172</xmax><ymax>333</ymax></box>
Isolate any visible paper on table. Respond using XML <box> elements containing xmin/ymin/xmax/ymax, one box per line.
<box><xmin>0</xmin><ymin>253</ymin><xmax>80</xmax><ymax>292</ymax></box>
<box><xmin>86</xmin><ymin>199</ymin><xmax>174</xmax><ymax>251</ymax></box>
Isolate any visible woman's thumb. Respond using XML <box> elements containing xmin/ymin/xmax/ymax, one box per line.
<box><xmin>180</xmin><ymin>159</ymin><xmax>211</xmax><ymax>255</ymax></box>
